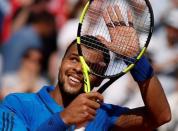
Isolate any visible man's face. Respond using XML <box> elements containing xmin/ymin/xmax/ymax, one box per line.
<box><xmin>58</xmin><ymin>44</ymin><xmax>105</xmax><ymax>96</ymax></box>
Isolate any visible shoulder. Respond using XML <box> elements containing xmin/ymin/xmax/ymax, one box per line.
<box><xmin>3</xmin><ymin>92</ymin><xmax>37</xmax><ymax>101</ymax></box>
<box><xmin>1</xmin><ymin>93</ymin><xmax>38</xmax><ymax>112</ymax></box>
<box><xmin>0</xmin><ymin>93</ymin><xmax>40</xmax><ymax>130</ymax></box>
<box><xmin>0</xmin><ymin>92</ymin><xmax>43</xmax><ymax>123</ymax></box>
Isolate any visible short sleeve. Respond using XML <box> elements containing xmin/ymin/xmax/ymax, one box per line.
<box><xmin>101</xmin><ymin>104</ymin><xmax>129</xmax><ymax>125</ymax></box>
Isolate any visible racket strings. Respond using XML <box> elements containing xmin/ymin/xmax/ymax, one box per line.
<box><xmin>81</xmin><ymin>36</ymin><xmax>139</xmax><ymax>72</ymax></box>
<box><xmin>86</xmin><ymin>10</ymin><xmax>149</xmax><ymax>41</ymax></box>
<box><xmin>129</xmin><ymin>4</ymin><xmax>146</xmax><ymax>13</ymax></box>
<box><xmin>86</xmin><ymin>1</ymin><xmax>151</xmax><ymax>34</ymax></box>
<box><xmin>80</xmin><ymin>0</ymin><xmax>152</xmax><ymax>77</ymax></box>
<box><xmin>88</xmin><ymin>2</ymin><xmax>150</xmax><ymax>23</ymax></box>
<box><xmin>105</xmin><ymin>3</ymin><xmax>139</xmax><ymax>57</ymax></box>
<box><xmin>81</xmin><ymin>37</ymin><xmax>137</xmax><ymax>61</ymax></box>
<box><xmin>81</xmin><ymin>38</ymin><xmax>137</xmax><ymax>68</ymax></box>
<box><xmin>93</xmin><ymin>55</ymin><xmax>107</xmax><ymax>75</ymax></box>
<box><xmin>114</xmin><ymin>26</ymin><xmax>139</xmax><ymax>57</ymax></box>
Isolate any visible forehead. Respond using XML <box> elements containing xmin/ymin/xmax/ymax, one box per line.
<box><xmin>66</xmin><ymin>44</ymin><xmax>104</xmax><ymax>62</ymax></box>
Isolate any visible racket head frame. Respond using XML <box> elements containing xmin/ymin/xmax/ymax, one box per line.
<box><xmin>76</xmin><ymin>0</ymin><xmax>154</xmax><ymax>93</ymax></box>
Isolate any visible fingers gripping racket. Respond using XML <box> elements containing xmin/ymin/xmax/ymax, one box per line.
<box><xmin>76</xmin><ymin>0</ymin><xmax>154</xmax><ymax>93</ymax></box>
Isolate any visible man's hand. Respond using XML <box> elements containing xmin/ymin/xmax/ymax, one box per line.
<box><xmin>60</xmin><ymin>92</ymin><xmax>103</xmax><ymax>125</ymax></box>
<box><xmin>98</xmin><ymin>5</ymin><xmax>139</xmax><ymax>57</ymax></box>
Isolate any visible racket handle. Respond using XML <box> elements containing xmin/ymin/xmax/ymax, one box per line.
<box><xmin>130</xmin><ymin>56</ymin><xmax>154</xmax><ymax>82</ymax></box>
<box><xmin>97</xmin><ymin>76</ymin><xmax>120</xmax><ymax>94</ymax></box>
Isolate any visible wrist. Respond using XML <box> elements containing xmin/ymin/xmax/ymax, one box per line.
<box><xmin>130</xmin><ymin>56</ymin><xmax>154</xmax><ymax>82</ymax></box>
<box><xmin>54</xmin><ymin>112</ymin><xmax>69</xmax><ymax>128</ymax></box>
<box><xmin>60</xmin><ymin>110</ymin><xmax>72</xmax><ymax>125</ymax></box>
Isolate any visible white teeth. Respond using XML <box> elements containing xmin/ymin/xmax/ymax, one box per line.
<box><xmin>69</xmin><ymin>76</ymin><xmax>80</xmax><ymax>83</ymax></box>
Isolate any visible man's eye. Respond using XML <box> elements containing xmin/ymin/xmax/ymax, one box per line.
<box><xmin>70</xmin><ymin>57</ymin><xmax>79</xmax><ymax>63</ymax></box>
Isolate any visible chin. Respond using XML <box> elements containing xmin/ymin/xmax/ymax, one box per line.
<box><xmin>61</xmin><ymin>84</ymin><xmax>83</xmax><ymax>96</ymax></box>
<box><xmin>64</xmin><ymin>87</ymin><xmax>82</xmax><ymax>95</ymax></box>
<box><xmin>58</xmin><ymin>80</ymin><xmax>84</xmax><ymax>96</ymax></box>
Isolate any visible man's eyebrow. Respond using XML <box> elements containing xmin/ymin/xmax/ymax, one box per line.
<box><xmin>70</xmin><ymin>53</ymin><xmax>78</xmax><ymax>57</ymax></box>
<box><xmin>66</xmin><ymin>52</ymin><xmax>78</xmax><ymax>57</ymax></box>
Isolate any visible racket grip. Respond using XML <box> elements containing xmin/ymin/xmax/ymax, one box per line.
<box><xmin>130</xmin><ymin>56</ymin><xmax>154</xmax><ymax>82</ymax></box>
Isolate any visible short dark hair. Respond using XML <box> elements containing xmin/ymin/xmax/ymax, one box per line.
<box><xmin>64</xmin><ymin>35</ymin><xmax>110</xmax><ymax>65</ymax></box>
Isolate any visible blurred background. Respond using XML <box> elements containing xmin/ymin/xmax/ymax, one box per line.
<box><xmin>0</xmin><ymin>0</ymin><xmax>177</xmax><ymax>130</ymax></box>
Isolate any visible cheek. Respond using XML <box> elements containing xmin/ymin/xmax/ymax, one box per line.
<box><xmin>59</xmin><ymin>61</ymin><xmax>73</xmax><ymax>78</ymax></box>
<box><xmin>58</xmin><ymin>65</ymin><xmax>66</xmax><ymax>80</ymax></box>
<box><xmin>60</xmin><ymin>61</ymin><xmax>69</xmax><ymax>72</ymax></box>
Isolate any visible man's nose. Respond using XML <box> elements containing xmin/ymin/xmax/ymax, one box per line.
<box><xmin>75</xmin><ymin>62</ymin><xmax>83</xmax><ymax>73</ymax></box>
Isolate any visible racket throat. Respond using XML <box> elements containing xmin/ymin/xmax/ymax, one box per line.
<box><xmin>79</xmin><ymin>56</ymin><xmax>91</xmax><ymax>93</ymax></box>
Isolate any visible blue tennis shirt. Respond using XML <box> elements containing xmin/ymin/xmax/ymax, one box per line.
<box><xmin>0</xmin><ymin>86</ymin><xmax>128</xmax><ymax>131</ymax></box>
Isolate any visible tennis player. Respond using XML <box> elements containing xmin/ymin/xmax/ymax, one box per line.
<box><xmin>0</xmin><ymin>35</ymin><xmax>171</xmax><ymax>130</ymax></box>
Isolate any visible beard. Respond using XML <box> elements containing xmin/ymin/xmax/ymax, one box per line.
<box><xmin>58</xmin><ymin>80</ymin><xmax>84</xmax><ymax>107</ymax></box>
<box><xmin>57</xmin><ymin>76</ymin><xmax>84</xmax><ymax>97</ymax></box>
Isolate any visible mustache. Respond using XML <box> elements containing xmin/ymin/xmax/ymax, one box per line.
<box><xmin>57</xmin><ymin>75</ymin><xmax>84</xmax><ymax>96</ymax></box>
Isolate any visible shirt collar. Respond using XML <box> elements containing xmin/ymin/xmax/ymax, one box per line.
<box><xmin>38</xmin><ymin>86</ymin><xmax>63</xmax><ymax>113</ymax></box>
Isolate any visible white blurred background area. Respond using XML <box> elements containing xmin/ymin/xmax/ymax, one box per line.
<box><xmin>0</xmin><ymin>0</ymin><xmax>178</xmax><ymax>130</ymax></box>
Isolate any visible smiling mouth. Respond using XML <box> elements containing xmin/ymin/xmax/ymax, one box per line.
<box><xmin>69</xmin><ymin>76</ymin><xmax>80</xmax><ymax>83</ymax></box>
<box><xmin>68</xmin><ymin>75</ymin><xmax>83</xmax><ymax>86</ymax></box>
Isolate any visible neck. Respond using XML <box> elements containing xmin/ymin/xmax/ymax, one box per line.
<box><xmin>50</xmin><ymin>86</ymin><xmax>63</xmax><ymax>106</ymax></box>
<box><xmin>61</xmin><ymin>89</ymin><xmax>78</xmax><ymax>107</ymax></box>
<box><xmin>50</xmin><ymin>85</ymin><xmax>78</xmax><ymax>107</ymax></box>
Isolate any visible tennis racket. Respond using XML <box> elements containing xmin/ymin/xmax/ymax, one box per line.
<box><xmin>76</xmin><ymin>0</ymin><xmax>154</xmax><ymax>93</ymax></box>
